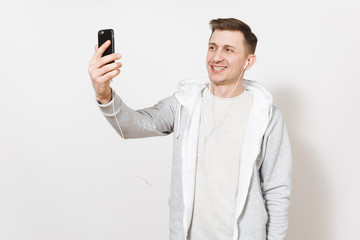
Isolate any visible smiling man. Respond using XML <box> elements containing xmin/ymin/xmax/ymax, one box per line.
<box><xmin>206</xmin><ymin>24</ymin><xmax>256</xmax><ymax>97</ymax></box>
<box><xmin>89</xmin><ymin>18</ymin><xmax>292</xmax><ymax>240</ymax></box>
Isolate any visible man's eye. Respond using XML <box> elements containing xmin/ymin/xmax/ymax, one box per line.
<box><xmin>226</xmin><ymin>48</ymin><xmax>232</xmax><ymax>52</ymax></box>
<box><xmin>209</xmin><ymin>46</ymin><xmax>215</xmax><ymax>50</ymax></box>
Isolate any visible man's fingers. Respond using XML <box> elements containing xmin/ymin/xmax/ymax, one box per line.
<box><xmin>95</xmin><ymin>44</ymin><xmax>98</xmax><ymax>51</ymax></box>
<box><xmin>93</xmin><ymin>53</ymin><xmax>122</xmax><ymax>69</ymax></box>
<box><xmin>89</xmin><ymin>51</ymin><xmax>121</xmax><ymax>69</ymax></box>
<box><xmin>90</xmin><ymin>61</ymin><xmax>122</xmax><ymax>82</ymax></box>
<box><xmin>98</xmin><ymin>69</ymin><xmax>121</xmax><ymax>83</ymax></box>
<box><xmin>98</xmin><ymin>62</ymin><xmax>122</xmax><ymax>76</ymax></box>
<box><xmin>95</xmin><ymin>40</ymin><xmax>111</xmax><ymax>59</ymax></box>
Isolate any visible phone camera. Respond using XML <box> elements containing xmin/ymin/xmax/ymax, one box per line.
<box><xmin>99</xmin><ymin>30</ymin><xmax>104</xmax><ymax>35</ymax></box>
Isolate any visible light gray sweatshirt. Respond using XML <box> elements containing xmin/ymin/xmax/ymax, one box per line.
<box><xmin>97</xmin><ymin>79</ymin><xmax>292</xmax><ymax>240</ymax></box>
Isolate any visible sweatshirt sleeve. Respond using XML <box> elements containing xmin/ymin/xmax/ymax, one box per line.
<box><xmin>260</xmin><ymin>107</ymin><xmax>292</xmax><ymax>240</ymax></box>
<box><xmin>96</xmin><ymin>88</ymin><xmax>177</xmax><ymax>139</ymax></box>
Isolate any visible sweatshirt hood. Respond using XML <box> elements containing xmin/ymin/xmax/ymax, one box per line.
<box><xmin>174</xmin><ymin>78</ymin><xmax>210</xmax><ymax>107</ymax></box>
<box><xmin>175</xmin><ymin>78</ymin><xmax>273</xmax><ymax>112</ymax></box>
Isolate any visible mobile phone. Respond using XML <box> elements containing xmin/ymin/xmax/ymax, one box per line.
<box><xmin>98</xmin><ymin>29</ymin><xmax>114</xmax><ymax>63</ymax></box>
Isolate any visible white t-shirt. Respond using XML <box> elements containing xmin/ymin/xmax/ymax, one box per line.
<box><xmin>188</xmin><ymin>87</ymin><xmax>253</xmax><ymax>240</ymax></box>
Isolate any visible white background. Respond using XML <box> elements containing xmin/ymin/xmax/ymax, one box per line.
<box><xmin>1</xmin><ymin>0</ymin><xmax>359</xmax><ymax>239</ymax></box>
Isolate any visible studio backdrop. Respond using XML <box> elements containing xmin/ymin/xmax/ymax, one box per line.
<box><xmin>1</xmin><ymin>0</ymin><xmax>359</xmax><ymax>239</ymax></box>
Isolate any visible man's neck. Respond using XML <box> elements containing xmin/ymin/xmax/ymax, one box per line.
<box><xmin>209</xmin><ymin>80</ymin><xmax>244</xmax><ymax>98</ymax></box>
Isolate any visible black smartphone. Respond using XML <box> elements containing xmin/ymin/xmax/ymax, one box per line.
<box><xmin>98</xmin><ymin>29</ymin><xmax>114</xmax><ymax>63</ymax></box>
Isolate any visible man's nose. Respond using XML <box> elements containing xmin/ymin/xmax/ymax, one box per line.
<box><xmin>212</xmin><ymin>50</ymin><xmax>224</xmax><ymax>62</ymax></box>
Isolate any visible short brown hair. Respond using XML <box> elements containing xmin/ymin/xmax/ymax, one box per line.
<box><xmin>209</xmin><ymin>18</ymin><xmax>258</xmax><ymax>54</ymax></box>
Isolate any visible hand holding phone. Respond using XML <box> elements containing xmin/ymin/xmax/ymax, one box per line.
<box><xmin>88</xmin><ymin>29</ymin><xmax>122</xmax><ymax>104</ymax></box>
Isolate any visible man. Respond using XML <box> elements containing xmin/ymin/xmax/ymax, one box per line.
<box><xmin>88</xmin><ymin>18</ymin><xmax>292</xmax><ymax>240</ymax></box>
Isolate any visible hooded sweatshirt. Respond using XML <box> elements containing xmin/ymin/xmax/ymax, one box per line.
<box><xmin>97</xmin><ymin>79</ymin><xmax>292</xmax><ymax>240</ymax></box>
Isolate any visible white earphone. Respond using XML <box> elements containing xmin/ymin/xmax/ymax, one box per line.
<box><xmin>224</xmin><ymin>60</ymin><xmax>249</xmax><ymax>98</ymax></box>
<box><xmin>243</xmin><ymin>60</ymin><xmax>249</xmax><ymax>70</ymax></box>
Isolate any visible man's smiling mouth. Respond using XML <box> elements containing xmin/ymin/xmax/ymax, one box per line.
<box><xmin>211</xmin><ymin>65</ymin><xmax>227</xmax><ymax>72</ymax></box>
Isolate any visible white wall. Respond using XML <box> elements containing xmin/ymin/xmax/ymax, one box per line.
<box><xmin>1</xmin><ymin>0</ymin><xmax>359</xmax><ymax>239</ymax></box>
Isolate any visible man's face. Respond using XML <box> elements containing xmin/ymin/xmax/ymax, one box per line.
<box><xmin>206</xmin><ymin>30</ymin><xmax>249</xmax><ymax>85</ymax></box>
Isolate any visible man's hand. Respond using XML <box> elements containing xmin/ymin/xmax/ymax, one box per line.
<box><xmin>88</xmin><ymin>40</ymin><xmax>122</xmax><ymax>104</ymax></box>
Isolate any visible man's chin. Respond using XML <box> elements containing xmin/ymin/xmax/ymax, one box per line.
<box><xmin>209</xmin><ymin>77</ymin><xmax>226</xmax><ymax>85</ymax></box>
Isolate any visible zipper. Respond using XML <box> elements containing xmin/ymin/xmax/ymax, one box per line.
<box><xmin>181</xmin><ymin>106</ymin><xmax>191</xmax><ymax>240</ymax></box>
<box><xmin>176</xmin><ymin>105</ymin><xmax>182</xmax><ymax>139</ymax></box>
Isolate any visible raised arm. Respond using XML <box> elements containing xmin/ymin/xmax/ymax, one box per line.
<box><xmin>88</xmin><ymin>40</ymin><xmax>177</xmax><ymax>138</ymax></box>
<box><xmin>97</xmin><ymin>90</ymin><xmax>177</xmax><ymax>139</ymax></box>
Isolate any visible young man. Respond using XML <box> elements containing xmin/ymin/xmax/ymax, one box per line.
<box><xmin>88</xmin><ymin>18</ymin><xmax>292</xmax><ymax>240</ymax></box>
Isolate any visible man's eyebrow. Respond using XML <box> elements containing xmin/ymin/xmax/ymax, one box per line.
<box><xmin>208</xmin><ymin>42</ymin><xmax>236</xmax><ymax>49</ymax></box>
<box><xmin>224</xmin><ymin>44</ymin><xmax>236</xmax><ymax>49</ymax></box>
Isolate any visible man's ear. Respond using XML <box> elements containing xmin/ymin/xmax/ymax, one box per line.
<box><xmin>245</xmin><ymin>54</ymin><xmax>256</xmax><ymax>70</ymax></box>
